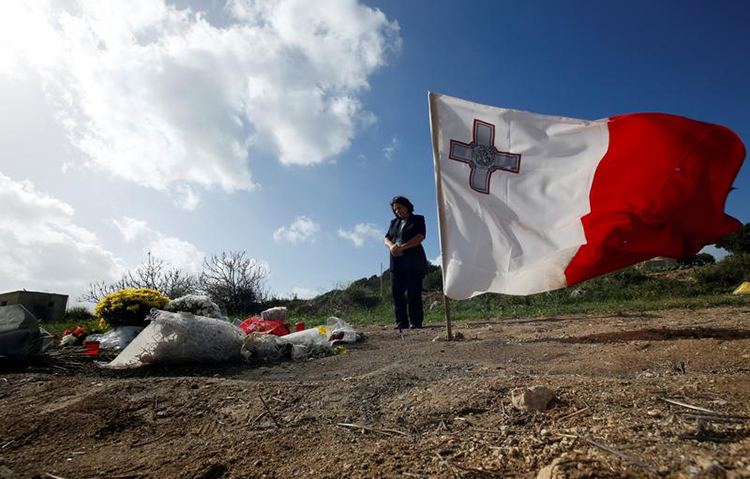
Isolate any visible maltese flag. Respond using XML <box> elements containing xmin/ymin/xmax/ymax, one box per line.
<box><xmin>428</xmin><ymin>92</ymin><xmax>745</xmax><ymax>300</ymax></box>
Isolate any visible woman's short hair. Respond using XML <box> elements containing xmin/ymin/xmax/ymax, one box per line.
<box><xmin>391</xmin><ymin>195</ymin><xmax>414</xmax><ymax>214</ymax></box>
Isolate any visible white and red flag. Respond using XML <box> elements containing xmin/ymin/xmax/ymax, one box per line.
<box><xmin>428</xmin><ymin>92</ymin><xmax>745</xmax><ymax>300</ymax></box>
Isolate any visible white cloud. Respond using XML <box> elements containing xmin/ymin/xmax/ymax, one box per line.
<box><xmin>338</xmin><ymin>222</ymin><xmax>381</xmax><ymax>247</ymax></box>
<box><xmin>383</xmin><ymin>136</ymin><xmax>399</xmax><ymax>161</ymax></box>
<box><xmin>149</xmin><ymin>236</ymin><xmax>205</xmax><ymax>274</ymax></box>
<box><xmin>273</xmin><ymin>216</ymin><xmax>320</xmax><ymax>244</ymax></box>
<box><xmin>0</xmin><ymin>0</ymin><xmax>400</xmax><ymax>208</ymax></box>
<box><xmin>0</xmin><ymin>172</ymin><xmax>123</xmax><ymax>291</ymax></box>
<box><xmin>431</xmin><ymin>254</ymin><xmax>442</xmax><ymax>266</ymax></box>
<box><xmin>111</xmin><ymin>216</ymin><xmax>149</xmax><ymax>242</ymax></box>
<box><xmin>111</xmin><ymin>215</ymin><xmax>205</xmax><ymax>273</ymax></box>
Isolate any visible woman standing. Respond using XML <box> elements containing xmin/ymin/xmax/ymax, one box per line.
<box><xmin>384</xmin><ymin>196</ymin><xmax>428</xmax><ymax>330</ymax></box>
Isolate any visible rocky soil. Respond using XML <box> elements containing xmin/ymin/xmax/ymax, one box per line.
<box><xmin>2</xmin><ymin>305</ymin><xmax>750</xmax><ymax>478</ymax></box>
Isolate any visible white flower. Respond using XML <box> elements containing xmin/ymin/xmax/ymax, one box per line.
<box><xmin>166</xmin><ymin>294</ymin><xmax>224</xmax><ymax>319</ymax></box>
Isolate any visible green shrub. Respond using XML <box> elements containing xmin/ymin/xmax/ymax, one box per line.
<box><xmin>95</xmin><ymin>288</ymin><xmax>170</xmax><ymax>327</ymax></box>
<box><xmin>679</xmin><ymin>252</ymin><xmax>716</xmax><ymax>267</ymax></box>
<box><xmin>64</xmin><ymin>306</ymin><xmax>95</xmax><ymax>322</ymax></box>
<box><xmin>423</xmin><ymin>265</ymin><xmax>443</xmax><ymax>291</ymax></box>
<box><xmin>343</xmin><ymin>284</ymin><xmax>380</xmax><ymax>309</ymax></box>
<box><xmin>608</xmin><ymin>267</ymin><xmax>648</xmax><ymax>284</ymax></box>
<box><xmin>693</xmin><ymin>254</ymin><xmax>750</xmax><ymax>290</ymax></box>
<box><xmin>716</xmin><ymin>223</ymin><xmax>750</xmax><ymax>255</ymax></box>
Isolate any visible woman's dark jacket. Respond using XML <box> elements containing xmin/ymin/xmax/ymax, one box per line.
<box><xmin>386</xmin><ymin>214</ymin><xmax>428</xmax><ymax>275</ymax></box>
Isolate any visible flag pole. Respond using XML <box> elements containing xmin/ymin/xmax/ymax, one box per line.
<box><xmin>428</xmin><ymin>92</ymin><xmax>453</xmax><ymax>341</ymax></box>
<box><xmin>443</xmin><ymin>295</ymin><xmax>452</xmax><ymax>340</ymax></box>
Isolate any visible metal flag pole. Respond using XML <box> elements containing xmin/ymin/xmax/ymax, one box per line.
<box><xmin>428</xmin><ymin>92</ymin><xmax>453</xmax><ymax>341</ymax></box>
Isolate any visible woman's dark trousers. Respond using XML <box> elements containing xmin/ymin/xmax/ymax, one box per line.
<box><xmin>391</xmin><ymin>271</ymin><xmax>423</xmax><ymax>329</ymax></box>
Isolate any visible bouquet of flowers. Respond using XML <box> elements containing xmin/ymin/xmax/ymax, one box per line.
<box><xmin>165</xmin><ymin>294</ymin><xmax>224</xmax><ymax>319</ymax></box>
<box><xmin>95</xmin><ymin>288</ymin><xmax>170</xmax><ymax>328</ymax></box>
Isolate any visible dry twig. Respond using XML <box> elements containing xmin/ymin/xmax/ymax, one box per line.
<box><xmin>259</xmin><ymin>394</ymin><xmax>281</xmax><ymax>429</ymax></box>
<box><xmin>471</xmin><ymin>428</ymin><xmax>507</xmax><ymax>435</ymax></box>
<box><xmin>500</xmin><ymin>400</ymin><xmax>509</xmax><ymax>419</ymax></box>
<box><xmin>657</xmin><ymin>397</ymin><xmax>716</xmax><ymax>414</ymax></box>
<box><xmin>556</xmin><ymin>406</ymin><xmax>590</xmax><ymax>421</ymax></box>
<box><xmin>434</xmin><ymin>452</ymin><xmax>461</xmax><ymax>479</ymax></box>
<box><xmin>336</xmin><ymin>423</ymin><xmax>409</xmax><ymax>437</ymax></box>
<box><xmin>575</xmin><ymin>433</ymin><xmax>658</xmax><ymax>474</ymax></box>
<box><xmin>678</xmin><ymin>413</ymin><xmax>745</xmax><ymax>423</ymax></box>
<box><xmin>249</xmin><ymin>411</ymin><xmax>266</xmax><ymax>425</ymax></box>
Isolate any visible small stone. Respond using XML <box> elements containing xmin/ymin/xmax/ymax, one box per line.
<box><xmin>685</xmin><ymin>465</ymin><xmax>701</xmax><ymax>476</ymax></box>
<box><xmin>695</xmin><ymin>456</ymin><xmax>724</xmax><ymax>477</ymax></box>
<box><xmin>537</xmin><ymin>458</ymin><xmax>562</xmax><ymax>479</ymax></box>
<box><xmin>511</xmin><ymin>386</ymin><xmax>555</xmax><ymax>411</ymax></box>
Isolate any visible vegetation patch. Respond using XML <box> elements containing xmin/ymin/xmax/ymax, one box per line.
<box><xmin>269</xmin><ymin>253</ymin><xmax>750</xmax><ymax>326</ymax></box>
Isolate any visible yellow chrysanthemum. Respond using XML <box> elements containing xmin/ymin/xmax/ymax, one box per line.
<box><xmin>95</xmin><ymin>288</ymin><xmax>170</xmax><ymax>327</ymax></box>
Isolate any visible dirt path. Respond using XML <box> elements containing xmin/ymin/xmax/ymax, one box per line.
<box><xmin>2</xmin><ymin>306</ymin><xmax>750</xmax><ymax>478</ymax></box>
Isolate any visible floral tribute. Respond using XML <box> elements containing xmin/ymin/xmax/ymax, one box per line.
<box><xmin>95</xmin><ymin>288</ymin><xmax>170</xmax><ymax>328</ymax></box>
<box><xmin>165</xmin><ymin>294</ymin><xmax>224</xmax><ymax>319</ymax></box>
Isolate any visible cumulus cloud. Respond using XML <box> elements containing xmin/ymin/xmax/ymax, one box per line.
<box><xmin>0</xmin><ymin>172</ymin><xmax>123</xmax><ymax>291</ymax></box>
<box><xmin>383</xmin><ymin>136</ymin><xmax>399</xmax><ymax>161</ymax></box>
<box><xmin>111</xmin><ymin>216</ymin><xmax>149</xmax><ymax>242</ymax></box>
<box><xmin>111</xmin><ymin>215</ymin><xmax>205</xmax><ymax>273</ymax></box>
<box><xmin>273</xmin><ymin>216</ymin><xmax>320</xmax><ymax>244</ymax></box>
<box><xmin>338</xmin><ymin>222</ymin><xmax>381</xmax><ymax>247</ymax></box>
<box><xmin>0</xmin><ymin>0</ymin><xmax>400</xmax><ymax>208</ymax></box>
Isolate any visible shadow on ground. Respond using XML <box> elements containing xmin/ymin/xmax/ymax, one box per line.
<box><xmin>535</xmin><ymin>327</ymin><xmax>750</xmax><ymax>344</ymax></box>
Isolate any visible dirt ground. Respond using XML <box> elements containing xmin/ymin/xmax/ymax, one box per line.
<box><xmin>2</xmin><ymin>305</ymin><xmax>750</xmax><ymax>478</ymax></box>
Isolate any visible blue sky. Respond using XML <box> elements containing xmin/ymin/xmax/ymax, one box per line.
<box><xmin>1</xmin><ymin>0</ymin><xmax>748</xmax><ymax>304</ymax></box>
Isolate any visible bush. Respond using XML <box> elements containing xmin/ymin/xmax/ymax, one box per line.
<box><xmin>679</xmin><ymin>252</ymin><xmax>716</xmax><ymax>267</ymax></box>
<box><xmin>95</xmin><ymin>288</ymin><xmax>170</xmax><ymax>328</ymax></box>
<box><xmin>200</xmin><ymin>252</ymin><xmax>268</xmax><ymax>315</ymax></box>
<box><xmin>692</xmin><ymin>254</ymin><xmax>750</xmax><ymax>290</ymax></box>
<box><xmin>608</xmin><ymin>267</ymin><xmax>648</xmax><ymax>284</ymax></box>
<box><xmin>344</xmin><ymin>284</ymin><xmax>380</xmax><ymax>309</ymax></box>
<box><xmin>716</xmin><ymin>223</ymin><xmax>750</xmax><ymax>255</ymax></box>
<box><xmin>64</xmin><ymin>306</ymin><xmax>95</xmax><ymax>322</ymax></box>
<box><xmin>423</xmin><ymin>266</ymin><xmax>443</xmax><ymax>291</ymax></box>
<box><xmin>80</xmin><ymin>254</ymin><xmax>199</xmax><ymax>303</ymax></box>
